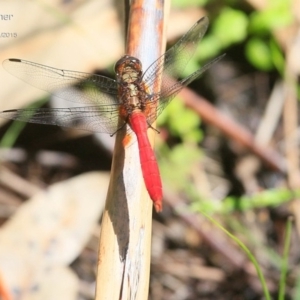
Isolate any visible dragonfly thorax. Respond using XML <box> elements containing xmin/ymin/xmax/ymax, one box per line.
<box><xmin>118</xmin><ymin>80</ymin><xmax>145</xmax><ymax>115</ymax></box>
<box><xmin>115</xmin><ymin>55</ymin><xmax>148</xmax><ymax>118</ymax></box>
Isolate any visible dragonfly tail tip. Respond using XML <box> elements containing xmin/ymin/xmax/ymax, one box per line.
<box><xmin>154</xmin><ymin>201</ymin><xmax>162</xmax><ymax>213</ymax></box>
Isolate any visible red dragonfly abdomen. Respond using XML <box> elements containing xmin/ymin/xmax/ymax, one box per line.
<box><xmin>129</xmin><ymin>111</ymin><xmax>162</xmax><ymax>212</ymax></box>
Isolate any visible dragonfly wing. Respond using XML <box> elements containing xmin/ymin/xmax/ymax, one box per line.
<box><xmin>0</xmin><ymin>105</ymin><xmax>121</xmax><ymax>135</ymax></box>
<box><xmin>152</xmin><ymin>54</ymin><xmax>226</xmax><ymax>120</ymax></box>
<box><xmin>142</xmin><ymin>16</ymin><xmax>224</xmax><ymax>125</ymax></box>
<box><xmin>3</xmin><ymin>58</ymin><xmax>118</xmax><ymax>105</ymax></box>
<box><xmin>142</xmin><ymin>16</ymin><xmax>209</xmax><ymax>93</ymax></box>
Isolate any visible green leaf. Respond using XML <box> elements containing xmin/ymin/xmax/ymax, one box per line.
<box><xmin>195</xmin><ymin>35</ymin><xmax>223</xmax><ymax>61</ymax></box>
<box><xmin>249</xmin><ymin>0</ymin><xmax>293</xmax><ymax>33</ymax></box>
<box><xmin>169</xmin><ymin>106</ymin><xmax>200</xmax><ymax>136</ymax></box>
<box><xmin>212</xmin><ymin>8</ymin><xmax>248</xmax><ymax>47</ymax></box>
<box><xmin>199</xmin><ymin>211</ymin><xmax>271</xmax><ymax>300</ymax></box>
<box><xmin>180</xmin><ymin>57</ymin><xmax>200</xmax><ymax>78</ymax></box>
<box><xmin>245</xmin><ymin>38</ymin><xmax>273</xmax><ymax>71</ymax></box>
<box><xmin>269</xmin><ymin>38</ymin><xmax>285</xmax><ymax>74</ymax></box>
<box><xmin>161</xmin><ymin>143</ymin><xmax>202</xmax><ymax>190</ymax></box>
<box><xmin>0</xmin><ymin>97</ymin><xmax>49</xmax><ymax>148</ymax></box>
<box><xmin>278</xmin><ymin>218</ymin><xmax>293</xmax><ymax>300</ymax></box>
<box><xmin>158</xmin><ymin>98</ymin><xmax>202</xmax><ymax>143</ymax></box>
<box><xmin>192</xmin><ymin>188</ymin><xmax>297</xmax><ymax>214</ymax></box>
<box><xmin>172</xmin><ymin>0</ymin><xmax>208</xmax><ymax>8</ymax></box>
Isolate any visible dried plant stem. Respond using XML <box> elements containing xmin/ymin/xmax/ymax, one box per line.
<box><xmin>284</xmin><ymin>45</ymin><xmax>300</xmax><ymax>236</ymax></box>
<box><xmin>95</xmin><ymin>0</ymin><xmax>167</xmax><ymax>299</ymax></box>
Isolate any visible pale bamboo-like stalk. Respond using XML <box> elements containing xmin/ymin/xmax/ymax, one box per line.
<box><xmin>284</xmin><ymin>44</ymin><xmax>300</xmax><ymax>235</ymax></box>
<box><xmin>95</xmin><ymin>0</ymin><xmax>168</xmax><ymax>299</ymax></box>
<box><xmin>283</xmin><ymin>55</ymin><xmax>299</xmax><ymax>188</ymax></box>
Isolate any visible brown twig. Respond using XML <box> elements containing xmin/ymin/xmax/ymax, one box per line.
<box><xmin>164</xmin><ymin>189</ymin><xmax>256</xmax><ymax>275</ymax></box>
<box><xmin>180</xmin><ymin>86</ymin><xmax>287</xmax><ymax>173</ymax></box>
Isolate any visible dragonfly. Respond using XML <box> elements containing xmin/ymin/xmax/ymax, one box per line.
<box><xmin>1</xmin><ymin>16</ymin><xmax>224</xmax><ymax>212</ymax></box>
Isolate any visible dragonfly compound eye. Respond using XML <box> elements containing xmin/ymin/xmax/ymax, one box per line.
<box><xmin>115</xmin><ymin>55</ymin><xmax>142</xmax><ymax>75</ymax></box>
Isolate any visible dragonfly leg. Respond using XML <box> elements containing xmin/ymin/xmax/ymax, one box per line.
<box><xmin>147</xmin><ymin>122</ymin><xmax>160</xmax><ymax>134</ymax></box>
<box><xmin>110</xmin><ymin>121</ymin><xmax>127</xmax><ymax>137</ymax></box>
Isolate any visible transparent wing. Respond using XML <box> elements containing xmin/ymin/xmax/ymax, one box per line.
<box><xmin>142</xmin><ymin>16</ymin><xmax>209</xmax><ymax>93</ymax></box>
<box><xmin>0</xmin><ymin>105</ymin><xmax>122</xmax><ymax>134</ymax></box>
<box><xmin>3</xmin><ymin>58</ymin><xmax>118</xmax><ymax>105</ymax></box>
<box><xmin>141</xmin><ymin>16</ymin><xmax>225</xmax><ymax>125</ymax></box>
<box><xmin>2</xmin><ymin>58</ymin><xmax>122</xmax><ymax>134</ymax></box>
<box><xmin>146</xmin><ymin>54</ymin><xmax>225</xmax><ymax>124</ymax></box>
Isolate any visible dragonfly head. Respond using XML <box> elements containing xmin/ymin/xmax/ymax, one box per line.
<box><xmin>115</xmin><ymin>55</ymin><xmax>142</xmax><ymax>83</ymax></box>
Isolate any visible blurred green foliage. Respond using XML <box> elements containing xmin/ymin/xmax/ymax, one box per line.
<box><xmin>173</xmin><ymin>0</ymin><xmax>291</xmax><ymax>74</ymax></box>
<box><xmin>245</xmin><ymin>38</ymin><xmax>274</xmax><ymax>71</ymax></box>
<box><xmin>172</xmin><ymin>0</ymin><xmax>208</xmax><ymax>8</ymax></box>
<box><xmin>158</xmin><ymin>97</ymin><xmax>203</xmax><ymax>192</ymax></box>
<box><xmin>157</xmin><ymin>97</ymin><xmax>203</xmax><ymax>143</ymax></box>
<box><xmin>249</xmin><ymin>0</ymin><xmax>293</xmax><ymax>32</ymax></box>
<box><xmin>159</xmin><ymin>142</ymin><xmax>202</xmax><ymax>192</ymax></box>
<box><xmin>191</xmin><ymin>188</ymin><xmax>300</xmax><ymax>214</ymax></box>
<box><xmin>212</xmin><ymin>8</ymin><xmax>249</xmax><ymax>47</ymax></box>
<box><xmin>0</xmin><ymin>97</ymin><xmax>49</xmax><ymax>148</ymax></box>
<box><xmin>160</xmin><ymin>0</ymin><xmax>294</xmax><ymax>211</ymax></box>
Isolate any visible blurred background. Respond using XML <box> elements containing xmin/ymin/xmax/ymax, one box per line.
<box><xmin>0</xmin><ymin>0</ymin><xmax>299</xmax><ymax>299</ymax></box>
